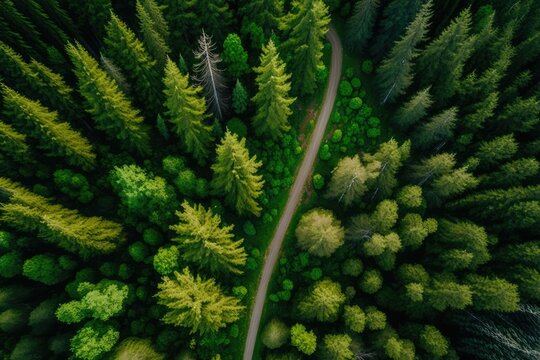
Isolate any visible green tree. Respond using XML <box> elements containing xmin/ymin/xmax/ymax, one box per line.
<box><xmin>22</xmin><ymin>254</ymin><xmax>68</xmax><ymax>285</ymax></box>
<box><xmin>66</xmin><ymin>42</ymin><xmax>150</xmax><ymax>154</ymax></box>
<box><xmin>409</xmin><ymin>153</ymin><xmax>456</xmax><ymax>185</ymax></box>
<box><xmin>0</xmin><ymin>120</ymin><xmax>30</xmax><ymax>163</ymax></box>
<box><xmin>211</xmin><ymin>130</ymin><xmax>264</xmax><ymax>216</ymax></box>
<box><xmin>0</xmin><ymin>178</ymin><xmax>125</xmax><ymax>257</ymax></box>
<box><xmin>298</xmin><ymin>279</ymin><xmax>345</xmax><ymax>321</ymax></box>
<box><xmin>348</xmin><ymin>199</ymin><xmax>399</xmax><ymax>242</ymax></box>
<box><xmin>252</xmin><ymin>39</ymin><xmax>295</xmax><ymax>139</ymax></box>
<box><xmin>136</xmin><ymin>0</ymin><xmax>170</xmax><ymax>66</ymax></box>
<box><xmin>360</xmin><ymin>268</ymin><xmax>383</xmax><ymax>294</ymax></box>
<box><xmin>326</xmin><ymin>155</ymin><xmax>380</xmax><ymax>206</ymax></box>
<box><xmin>70</xmin><ymin>320</ymin><xmax>119</xmax><ymax>360</ymax></box>
<box><xmin>413</xmin><ymin>107</ymin><xmax>458</xmax><ymax>150</ymax></box>
<box><xmin>162</xmin><ymin>58</ymin><xmax>214</xmax><ymax>163</ymax></box>
<box><xmin>320</xmin><ymin>334</ymin><xmax>354</xmax><ymax>360</ymax></box>
<box><xmin>280</xmin><ymin>0</ymin><xmax>330</xmax><ymax>95</ymax></box>
<box><xmin>399</xmin><ymin>213</ymin><xmax>437</xmax><ymax>249</ymax></box>
<box><xmin>104</xmin><ymin>13</ymin><xmax>161</xmax><ymax>113</ymax></box>
<box><xmin>430</xmin><ymin>166</ymin><xmax>478</xmax><ymax>201</ymax></box>
<box><xmin>482</xmin><ymin>158</ymin><xmax>539</xmax><ymax>187</ymax></box>
<box><xmin>290</xmin><ymin>324</ymin><xmax>317</xmax><ymax>355</ymax></box>
<box><xmin>153</xmin><ymin>246</ymin><xmax>180</xmax><ymax>276</ymax></box>
<box><xmin>465</xmin><ymin>275</ymin><xmax>519</xmax><ymax>312</ymax></box>
<box><xmin>232</xmin><ymin>80</ymin><xmax>249</xmax><ymax>114</ymax></box>
<box><xmin>416</xmin><ymin>8</ymin><xmax>475</xmax><ymax>102</ymax></box>
<box><xmin>371</xmin><ymin>0</ymin><xmax>425</xmax><ymax>57</ymax></box>
<box><xmin>222</xmin><ymin>33</ymin><xmax>249</xmax><ymax>78</ymax></box>
<box><xmin>170</xmin><ymin>201</ymin><xmax>247</xmax><ymax>274</ymax></box>
<box><xmin>155</xmin><ymin>268</ymin><xmax>244</xmax><ymax>334</ymax></box>
<box><xmin>346</xmin><ymin>0</ymin><xmax>380</xmax><ymax>53</ymax></box>
<box><xmin>418</xmin><ymin>325</ymin><xmax>449</xmax><ymax>358</ymax></box>
<box><xmin>112</xmin><ymin>338</ymin><xmax>164</xmax><ymax>360</ymax></box>
<box><xmin>295</xmin><ymin>208</ymin><xmax>344</xmax><ymax>257</ymax></box>
<box><xmin>343</xmin><ymin>305</ymin><xmax>366</xmax><ymax>333</ymax></box>
<box><xmin>376</xmin><ymin>0</ymin><xmax>433</xmax><ymax>103</ymax></box>
<box><xmin>2</xmin><ymin>85</ymin><xmax>95</xmax><ymax>170</ymax></box>
<box><xmin>239</xmin><ymin>0</ymin><xmax>283</xmax><ymax>31</ymax></box>
<box><xmin>396</xmin><ymin>185</ymin><xmax>423</xmax><ymax>209</ymax></box>
<box><xmin>261</xmin><ymin>318</ymin><xmax>289</xmax><ymax>349</ymax></box>
<box><xmin>0</xmin><ymin>251</ymin><xmax>22</xmax><ymax>278</ymax></box>
<box><xmin>426</xmin><ymin>276</ymin><xmax>472</xmax><ymax>311</ymax></box>
<box><xmin>394</xmin><ymin>87</ymin><xmax>432</xmax><ymax>129</ymax></box>
<box><xmin>497</xmin><ymin>96</ymin><xmax>540</xmax><ymax>133</ymax></box>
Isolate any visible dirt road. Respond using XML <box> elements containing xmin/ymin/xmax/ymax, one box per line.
<box><xmin>242</xmin><ymin>26</ymin><xmax>343</xmax><ymax>360</ymax></box>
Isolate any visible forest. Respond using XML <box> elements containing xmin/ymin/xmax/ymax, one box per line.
<box><xmin>0</xmin><ymin>0</ymin><xmax>539</xmax><ymax>359</ymax></box>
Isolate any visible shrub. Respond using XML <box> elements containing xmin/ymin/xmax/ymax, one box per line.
<box><xmin>312</xmin><ymin>174</ymin><xmax>325</xmax><ymax>190</ymax></box>
<box><xmin>367</xmin><ymin>128</ymin><xmax>381</xmax><ymax>138</ymax></box>
<box><xmin>361</xmin><ymin>60</ymin><xmax>374</xmax><ymax>74</ymax></box>
<box><xmin>368</xmin><ymin>117</ymin><xmax>381</xmax><ymax>127</ymax></box>
<box><xmin>128</xmin><ymin>242</ymin><xmax>149</xmax><ymax>263</ymax></box>
<box><xmin>332</xmin><ymin>129</ymin><xmax>343</xmax><ymax>143</ymax></box>
<box><xmin>319</xmin><ymin>144</ymin><xmax>331</xmax><ymax>160</ymax></box>
<box><xmin>331</xmin><ymin>111</ymin><xmax>341</xmax><ymax>123</ymax></box>
<box><xmin>0</xmin><ymin>251</ymin><xmax>23</xmax><ymax>278</ymax></box>
<box><xmin>262</xmin><ymin>319</ymin><xmax>289</xmax><ymax>349</ymax></box>
<box><xmin>232</xmin><ymin>286</ymin><xmax>248</xmax><ymax>299</ymax></box>
<box><xmin>351</xmin><ymin>77</ymin><xmax>361</xmax><ymax>89</ymax></box>
<box><xmin>345</xmin><ymin>67</ymin><xmax>355</xmax><ymax>79</ymax></box>
<box><xmin>243</xmin><ymin>221</ymin><xmax>256</xmax><ymax>236</ymax></box>
<box><xmin>339</xmin><ymin>81</ymin><xmax>353</xmax><ymax>97</ymax></box>
<box><xmin>349</xmin><ymin>97</ymin><xmax>363</xmax><ymax>110</ymax></box>
<box><xmin>143</xmin><ymin>228</ymin><xmax>162</xmax><ymax>246</ymax></box>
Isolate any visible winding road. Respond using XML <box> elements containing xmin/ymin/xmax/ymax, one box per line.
<box><xmin>243</xmin><ymin>26</ymin><xmax>343</xmax><ymax>360</ymax></box>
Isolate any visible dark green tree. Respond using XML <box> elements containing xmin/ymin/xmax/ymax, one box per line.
<box><xmin>346</xmin><ymin>0</ymin><xmax>380</xmax><ymax>53</ymax></box>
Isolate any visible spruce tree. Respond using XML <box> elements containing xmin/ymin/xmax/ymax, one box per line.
<box><xmin>136</xmin><ymin>0</ymin><xmax>170</xmax><ymax>66</ymax></box>
<box><xmin>211</xmin><ymin>131</ymin><xmax>264</xmax><ymax>216</ymax></box>
<box><xmin>2</xmin><ymin>85</ymin><xmax>96</xmax><ymax>170</ymax></box>
<box><xmin>394</xmin><ymin>87</ymin><xmax>433</xmax><ymax>129</ymax></box>
<box><xmin>221</xmin><ymin>33</ymin><xmax>249</xmax><ymax>78</ymax></box>
<box><xmin>413</xmin><ymin>107</ymin><xmax>458</xmax><ymax>150</ymax></box>
<box><xmin>232</xmin><ymin>80</ymin><xmax>249</xmax><ymax>114</ymax></box>
<box><xmin>66</xmin><ymin>42</ymin><xmax>151</xmax><ymax>154</ymax></box>
<box><xmin>239</xmin><ymin>0</ymin><xmax>283</xmax><ymax>32</ymax></box>
<box><xmin>252</xmin><ymin>39</ymin><xmax>295</xmax><ymax>139</ymax></box>
<box><xmin>156</xmin><ymin>268</ymin><xmax>244</xmax><ymax>334</ymax></box>
<box><xmin>376</xmin><ymin>0</ymin><xmax>433</xmax><ymax>104</ymax></box>
<box><xmin>170</xmin><ymin>201</ymin><xmax>247</xmax><ymax>274</ymax></box>
<box><xmin>371</xmin><ymin>0</ymin><xmax>425</xmax><ymax>58</ymax></box>
<box><xmin>0</xmin><ymin>120</ymin><xmax>30</xmax><ymax>164</ymax></box>
<box><xmin>104</xmin><ymin>13</ymin><xmax>161</xmax><ymax>114</ymax></box>
<box><xmin>416</xmin><ymin>8</ymin><xmax>476</xmax><ymax>103</ymax></box>
<box><xmin>162</xmin><ymin>58</ymin><xmax>214</xmax><ymax>163</ymax></box>
<box><xmin>325</xmin><ymin>155</ymin><xmax>380</xmax><ymax>206</ymax></box>
<box><xmin>346</xmin><ymin>0</ymin><xmax>380</xmax><ymax>53</ymax></box>
<box><xmin>280</xmin><ymin>0</ymin><xmax>330</xmax><ymax>95</ymax></box>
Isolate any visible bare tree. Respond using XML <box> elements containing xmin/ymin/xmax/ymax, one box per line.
<box><xmin>193</xmin><ymin>30</ymin><xmax>227</xmax><ymax>121</ymax></box>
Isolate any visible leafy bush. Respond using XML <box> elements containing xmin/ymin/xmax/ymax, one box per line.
<box><xmin>361</xmin><ymin>60</ymin><xmax>374</xmax><ymax>74</ymax></box>
<box><xmin>332</xmin><ymin>129</ymin><xmax>343</xmax><ymax>143</ymax></box>
<box><xmin>312</xmin><ymin>174</ymin><xmax>325</xmax><ymax>190</ymax></box>
<box><xmin>351</xmin><ymin>77</ymin><xmax>362</xmax><ymax>89</ymax></box>
<box><xmin>319</xmin><ymin>144</ymin><xmax>331</xmax><ymax>160</ymax></box>
<box><xmin>339</xmin><ymin>80</ymin><xmax>353</xmax><ymax>97</ymax></box>
<box><xmin>349</xmin><ymin>97</ymin><xmax>363</xmax><ymax>110</ymax></box>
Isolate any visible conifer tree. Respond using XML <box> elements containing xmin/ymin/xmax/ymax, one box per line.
<box><xmin>65</xmin><ymin>0</ymin><xmax>112</xmax><ymax>39</ymax></box>
<box><xmin>475</xmin><ymin>134</ymin><xmax>518</xmax><ymax>167</ymax></box>
<box><xmin>239</xmin><ymin>0</ymin><xmax>283</xmax><ymax>32</ymax></box>
<box><xmin>136</xmin><ymin>0</ymin><xmax>170</xmax><ymax>66</ymax></box>
<box><xmin>232</xmin><ymin>80</ymin><xmax>249</xmax><ymax>114</ymax></box>
<box><xmin>325</xmin><ymin>155</ymin><xmax>380</xmax><ymax>206</ymax></box>
<box><xmin>298</xmin><ymin>279</ymin><xmax>346</xmax><ymax>322</ymax></box>
<box><xmin>346</xmin><ymin>0</ymin><xmax>380</xmax><ymax>53</ymax></box>
<box><xmin>465</xmin><ymin>275</ymin><xmax>519</xmax><ymax>312</ymax></box>
<box><xmin>2</xmin><ymin>85</ymin><xmax>96</xmax><ymax>170</ymax></box>
<box><xmin>348</xmin><ymin>200</ymin><xmax>400</xmax><ymax>242</ymax></box>
<box><xmin>427</xmin><ymin>276</ymin><xmax>472</xmax><ymax>311</ymax></box>
<box><xmin>409</xmin><ymin>153</ymin><xmax>456</xmax><ymax>185</ymax></box>
<box><xmin>371</xmin><ymin>0</ymin><xmax>425</xmax><ymax>58</ymax></box>
<box><xmin>482</xmin><ymin>158</ymin><xmax>540</xmax><ymax>188</ymax></box>
<box><xmin>252</xmin><ymin>39</ymin><xmax>295</xmax><ymax>139</ymax></box>
<box><xmin>193</xmin><ymin>30</ymin><xmax>227</xmax><ymax>121</ymax></box>
<box><xmin>376</xmin><ymin>0</ymin><xmax>433</xmax><ymax>104</ymax></box>
<box><xmin>290</xmin><ymin>324</ymin><xmax>317</xmax><ymax>355</ymax></box>
<box><xmin>222</xmin><ymin>33</ymin><xmax>249</xmax><ymax>78</ymax></box>
<box><xmin>170</xmin><ymin>201</ymin><xmax>247</xmax><ymax>274</ymax></box>
<box><xmin>413</xmin><ymin>107</ymin><xmax>458</xmax><ymax>150</ymax></box>
<box><xmin>295</xmin><ymin>208</ymin><xmax>344</xmax><ymax>257</ymax></box>
<box><xmin>104</xmin><ymin>13</ymin><xmax>161</xmax><ymax>113</ymax></box>
<box><xmin>0</xmin><ymin>120</ymin><xmax>30</xmax><ymax>164</ymax></box>
<box><xmin>280</xmin><ymin>0</ymin><xmax>330</xmax><ymax>95</ymax></box>
<box><xmin>416</xmin><ymin>8</ymin><xmax>475</xmax><ymax>103</ymax></box>
<box><xmin>156</xmin><ymin>268</ymin><xmax>244</xmax><ymax>334</ymax></box>
<box><xmin>429</xmin><ymin>166</ymin><xmax>478</xmax><ymax>201</ymax></box>
<box><xmin>394</xmin><ymin>87</ymin><xmax>433</xmax><ymax>129</ymax></box>
<box><xmin>163</xmin><ymin>58</ymin><xmax>214</xmax><ymax>163</ymax></box>
<box><xmin>211</xmin><ymin>131</ymin><xmax>264</xmax><ymax>216</ymax></box>
<box><xmin>0</xmin><ymin>178</ymin><xmax>125</xmax><ymax>257</ymax></box>
<box><xmin>320</xmin><ymin>334</ymin><xmax>354</xmax><ymax>360</ymax></box>
<box><xmin>66</xmin><ymin>42</ymin><xmax>151</xmax><ymax>154</ymax></box>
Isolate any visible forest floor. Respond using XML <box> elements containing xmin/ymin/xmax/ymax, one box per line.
<box><xmin>242</xmin><ymin>26</ymin><xmax>343</xmax><ymax>360</ymax></box>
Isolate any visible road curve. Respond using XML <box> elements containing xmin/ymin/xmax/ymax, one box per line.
<box><xmin>243</xmin><ymin>26</ymin><xmax>343</xmax><ymax>360</ymax></box>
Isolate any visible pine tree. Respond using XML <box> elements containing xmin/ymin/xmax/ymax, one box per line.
<box><xmin>66</xmin><ymin>42</ymin><xmax>151</xmax><ymax>154</ymax></box>
<box><xmin>348</xmin><ymin>200</ymin><xmax>400</xmax><ymax>242</ymax></box>
<box><xmin>239</xmin><ymin>0</ymin><xmax>283</xmax><ymax>32</ymax></box>
<box><xmin>156</xmin><ymin>268</ymin><xmax>244</xmax><ymax>334</ymax></box>
<box><xmin>394</xmin><ymin>88</ymin><xmax>433</xmax><ymax>129</ymax></box>
<box><xmin>252</xmin><ymin>39</ymin><xmax>295</xmax><ymax>139</ymax></box>
<box><xmin>64</xmin><ymin>0</ymin><xmax>112</xmax><ymax>40</ymax></box>
<box><xmin>346</xmin><ymin>0</ymin><xmax>380</xmax><ymax>53</ymax></box>
<box><xmin>0</xmin><ymin>178</ymin><xmax>125</xmax><ymax>257</ymax></box>
<box><xmin>280</xmin><ymin>0</ymin><xmax>330</xmax><ymax>95</ymax></box>
<box><xmin>290</xmin><ymin>324</ymin><xmax>317</xmax><ymax>355</ymax></box>
<box><xmin>222</xmin><ymin>33</ymin><xmax>249</xmax><ymax>78</ymax></box>
<box><xmin>2</xmin><ymin>85</ymin><xmax>96</xmax><ymax>170</ymax></box>
<box><xmin>298</xmin><ymin>279</ymin><xmax>345</xmax><ymax>322</ymax></box>
<box><xmin>427</xmin><ymin>276</ymin><xmax>472</xmax><ymax>311</ymax></box>
<box><xmin>0</xmin><ymin>120</ymin><xmax>30</xmax><ymax>163</ymax></box>
<box><xmin>325</xmin><ymin>155</ymin><xmax>380</xmax><ymax>206</ymax></box>
<box><xmin>413</xmin><ymin>107</ymin><xmax>458</xmax><ymax>150</ymax></box>
<box><xmin>136</xmin><ymin>0</ymin><xmax>170</xmax><ymax>66</ymax></box>
<box><xmin>475</xmin><ymin>134</ymin><xmax>518</xmax><ymax>167</ymax></box>
<box><xmin>497</xmin><ymin>97</ymin><xmax>540</xmax><ymax>133</ymax></box>
<box><xmin>295</xmin><ymin>208</ymin><xmax>344</xmax><ymax>257</ymax></box>
<box><xmin>104</xmin><ymin>13</ymin><xmax>161</xmax><ymax>113</ymax></box>
<box><xmin>371</xmin><ymin>0</ymin><xmax>425</xmax><ymax>58</ymax></box>
<box><xmin>465</xmin><ymin>275</ymin><xmax>519</xmax><ymax>312</ymax></box>
<box><xmin>376</xmin><ymin>0</ymin><xmax>433</xmax><ymax>104</ymax></box>
<box><xmin>211</xmin><ymin>131</ymin><xmax>264</xmax><ymax>216</ymax></box>
<box><xmin>398</xmin><ymin>213</ymin><xmax>437</xmax><ymax>249</ymax></box>
<box><xmin>481</xmin><ymin>158</ymin><xmax>539</xmax><ymax>188</ymax></box>
<box><xmin>429</xmin><ymin>166</ymin><xmax>478</xmax><ymax>201</ymax></box>
<box><xmin>232</xmin><ymin>80</ymin><xmax>249</xmax><ymax>114</ymax></box>
<box><xmin>162</xmin><ymin>58</ymin><xmax>214</xmax><ymax>163</ymax></box>
<box><xmin>409</xmin><ymin>153</ymin><xmax>456</xmax><ymax>185</ymax></box>
<box><xmin>193</xmin><ymin>30</ymin><xmax>227</xmax><ymax>121</ymax></box>
<box><xmin>416</xmin><ymin>8</ymin><xmax>476</xmax><ymax>103</ymax></box>
<box><xmin>365</xmin><ymin>139</ymin><xmax>410</xmax><ymax>199</ymax></box>
<box><xmin>170</xmin><ymin>201</ymin><xmax>247</xmax><ymax>274</ymax></box>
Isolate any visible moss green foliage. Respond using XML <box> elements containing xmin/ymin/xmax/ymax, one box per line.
<box><xmin>261</xmin><ymin>318</ymin><xmax>289</xmax><ymax>349</ymax></box>
<box><xmin>290</xmin><ymin>323</ymin><xmax>317</xmax><ymax>355</ymax></box>
<box><xmin>23</xmin><ymin>254</ymin><xmax>68</xmax><ymax>285</ymax></box>
<box><xmin>295</xmin><ymin>208</ymin><xmax>344</xmax><ymax>257</ymax></box>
